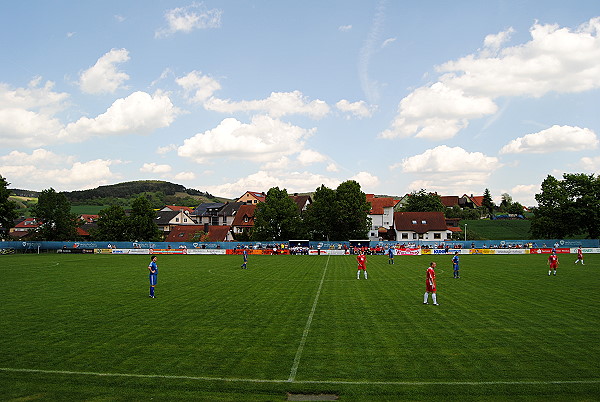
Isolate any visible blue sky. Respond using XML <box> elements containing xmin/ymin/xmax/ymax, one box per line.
<box><xmin>1</xmin><ymin>1</ymin><xmax>599</xmax><ymax>206</ymax></box>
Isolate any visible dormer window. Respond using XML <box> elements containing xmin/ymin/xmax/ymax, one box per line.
<box><xmin>421</xmin><ymin>220</ymin><xmax>427</xmax><ymax>224</ymax></box>
<box><xmin>412</xmin><ymin>220</ymin><xmax>417</xmax><ymax>224</ymax></box>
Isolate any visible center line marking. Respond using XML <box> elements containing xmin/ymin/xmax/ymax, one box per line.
<box><xmin>287</xmin><ymin>255</ymin><xmax>330</xmax><ymax>382</ymax></box>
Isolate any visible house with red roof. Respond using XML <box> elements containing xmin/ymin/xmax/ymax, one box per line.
<box><xmin>366</xmin><ymin>194</ymin><xmax>400</xmax><ymax>241</ymax></box>
<box><xmin>231</xmin><ymin>204</ymin><xmax>257</xmax><ymax>238</ymax></box>
<box><xmin>393</xmin><ymin>211</ymin><xmax>452</xmax><ymax>242</ymax></box>
<box><xmin>237</xmin><ymin>191</ymin><xmax>266</xmax><ymax>205</ymax></box>
<box><xmin>165</xmin><ymin>224</ymin><xmax>233</xmax><ymax>242</ymax></box>
<box><xmin>161</xmin><ymin>205</ymin><xmax>195</xmax><ymax>214</ymax></box>
<box><xmin>9</xmin><ymin>217</ymin><xmax>41</xmax><ymax>239</ymax></box>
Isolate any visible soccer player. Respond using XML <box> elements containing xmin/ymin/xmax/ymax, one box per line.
<box><xmin>148</xmin><ymin>255</ymin><xmax>158</xmax><ymax>298</ymax></box>
<box><xmin>388</xmin><ymin>246</ymin><xmax>395</xmax><ymax>264</ymax></box>
<box><xmin>452</xmin><ymin>251</ymin><xmax>460</xmax><ymax>278</ymax></box>
<box><xmin>574</xmin><ymin>246</ymin><xmax>585</xmax><ymax>265</ymax></box>
<box><xmin>241</xmin><ymin>248</ymin><xmax>248</xmax><ymax>269</ymax></box>
<box><xmin>424</xmin><ymin>262</ymin><xmax>439</xmax><ymax>305</ymax></box>
<box><xmin>548</xmin><ymin>251</ymin><xmax>559</xmax><ymax>276</ymax></box>
<box><xmin>357</xmin><ymin>251</ymin><xmax>368</xmax><ymax>279</ymax></box>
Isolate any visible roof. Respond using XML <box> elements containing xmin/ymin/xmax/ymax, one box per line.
<box><xmin>290</xmin><ymin>195</ymin><xmax>311</xmax><ymax>211</ymax></box>
<box><xmin>393</xmin><ymin>211</ymin><xmax>449</xmax><ymax>234</ymax></box>
<box><xmin>165</xmin><ymin>225</ymin><xmax>232</xmax><ymax>242</ymax></box>
<box><xmin>14</xmin><ymin>218</ymin><xmax>41</xmax><ymax>229</ymax></box>
<box><xmin>192</xmin><ymin>203</ymin><xmax>225</xmax><ymax>216</ymax></box>
<box><xmin>79</xmin><ymin>214</ymin><xmax>99</xmax><ymax>223</ymax></box>
<box><xmin>366</xmin><ymin>195</ymin><xmax>399</xmax><ymax>215</ymax></box>
<box><xmin>470</xmin><ymin>196</ymin><xmax>484</xmax><ymax>207</ymax></box>
<box><xmin>238</xmin><ymin>191</ymin><xmax>266</xmax><ymax>202</ymax></box>
<box><xmin>155</xmin><ymin>210</ymin><xmax>179</xmax><ymax>225</ymax></box>
<box><xmin>218</xmin><ymin>202</ymin><xmax>244</xmax><ymax>216</ymax></box>
<box><xmin>231</xmin><ymin>204</ymin><xmax>257</xmax><ymax>227</ymax></box>
<box><xmin>163</xmin><ymin>205</ymin><xmax>194</xmax><ymax>213</ymax></box>
<box><xmin>439</xmin><ymin>196</ymin><xmax>459</xmax><ymax>208</ymax></box>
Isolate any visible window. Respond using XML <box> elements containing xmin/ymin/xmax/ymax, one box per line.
<box><xmin>412</xmin><ymin>233</ymin><xmax>417</xmax><ymax>239</ymax></box>
<box><xmin>412</xmin><ymin>220</ymin><xmax>417</xmax><ymax>224</ymax></box>
<box><xmin>402</xmin><ymin>233</ymin><xmax>408</xmax><ymax>239</ymax></box>
<box><xmin>175</xmin><ymin>218</ymin><xmax>179</xmax><ymax>222</ymax></box>
<box><xmin>418</xmin><ymin>233</ymin><xmax>424</xmax><ymax>239</ymax></box>
<box><xmin>421</xmin><ymin>220</ymin><xmax>427</xmax><ymax>224</ymax></box>
<box><xmin>434</xmin><ymin>233</ymin><xmax>441</xmax><ymax>239</ymax></box>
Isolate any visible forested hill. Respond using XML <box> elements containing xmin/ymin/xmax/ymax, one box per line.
<box><xmin>61</xmin><ymin>180</ymin><xmax>229</xmax><ymax>207</ymax></box>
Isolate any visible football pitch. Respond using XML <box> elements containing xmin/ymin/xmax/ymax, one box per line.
<box><xmin>1</xmin><ymin>253</ymin><xmax>599</xmax><ymax>400</ymax></box>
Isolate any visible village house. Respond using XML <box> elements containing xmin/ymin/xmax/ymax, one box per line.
<box><xmin>393</xmin><ymin>211</ymin><xmax>452</xmax><ymax>242</ymax></box>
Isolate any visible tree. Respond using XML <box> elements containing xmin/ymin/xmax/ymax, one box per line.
<box><xmin>302</xmin><ymin>185</ymin><xmax>337</xmax><ymax>240</ymax></box>
<box><xmin>401</xmin><ymin>189</ymin><xmax>445</xmax><ymax>212</ymax></box>
<box><xmin>0</xmin><ymin>175</ymin><xmax>18</xmax><ymax>238</ymax></box>
<box><xmin>94</xmin><ymin>205</ymin><xmax>129</xmax><ymax>241</ymax></box>
<box><xmin>31</xmin><ymin>188</ymin><xmax>78</xmax><ymax>241</ymax></box>
<box><xmin>129</xmin><ymin>196</ymin><xmax>161</xmax><ymax>241</ymax></box>
<box><xmin>333</xmin><ymin>180</ymin><xmax>371</xmax><ymax>240</ymax></box>
<box><xmin>530</xmin><ymin>173</ymin><xmax>600</xmax><ymax>238</ymax></box>
<box><xmin>482</xmin><ymin>188</ymin><xmax>495</xmax><ymax>217</ymax></box>
<box><xmin>252</xmin><ymin>187</ymin><xmax>302</xmax><ymax>241</ymax></box>
<box><xmin>499</xmin><ymin>193</ymin><xmax>513</xmax><ymax>212</ymax></box>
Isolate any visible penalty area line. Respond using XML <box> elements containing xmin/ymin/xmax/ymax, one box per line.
<box><xmin>1</xmin><ymin>367</ymin><xmax>599</xmax><ymax>387</ymax></box>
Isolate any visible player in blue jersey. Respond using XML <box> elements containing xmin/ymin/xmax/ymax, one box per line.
<box><xmin>452</xmin><ymin>251</ymin><xmax>460</xmax><ymax>278</ymax></box>
<box><xmin>388</xmin><ymin>246</ymin><xmax>395</xmax><ymax>264</ymax></box>
<box><xmin>241</xmin><ymin>248</ymin><xmax>248</xmax><ymax>269</ymax></box>
<box><xmin>148</xmin><ymin>255</ymin><xmax>158</xmax><ymax>298</ymax></box>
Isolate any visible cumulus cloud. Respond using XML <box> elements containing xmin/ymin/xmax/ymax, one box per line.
<box><xmin>204</xmin><ymin>90</ymin><xmax>330</xmax><ymax>119</ymax></box>
<box><xmin>78</xmin><ymin>49</ymin><xmax>130</xmax><ymax>94</ymax></box>
<box><xmin>176</xmin><ymin>70</ymin><xmax>221</xmax><ymax>103</ymax></box>
<box><xmin>382</xmin><ymin>17</ymin><xmax>600</xmax><ymax>139</ymax></box>
<box><xmin>350</xmin><ymin>171</ymin><xmax>380</xmax><ymax>189</ymax></box>
<box><xmin>335</xmin><ymin>99</ymin><xmax>374</xmax><ymax>118</ymax></box>
<box><xmin>62</xmin><ymin>91</ymin><xmax>180</xmax><ymax>141</ymax></box>
<box><xmin>339</xmin><ymin>25</ymin><xmax>352</xmax><ymax>31</ymax></box>
<box><xmin>580</xmin><ymin>155</ymin><xmax>600</xmax><ymax>172</ymax></box>
<box><xmin>156</xmin><ymin>144</ymin><xmax>177</xmax><ymax>154</ymax></box>
<box><xmin>140</xmin><ymin>162</ymin><xmax>172</xmax><ymax>174</ymax></box>
<box><xmin>155</xmin><ymin>3</ymin><xmax>222</xmax><ymax>38</ymax></box>
<box><xmin>500</xmin><ymin>125</ymin><xmax>598</xmax><ymax>154</ymax></box>
<box><xmin>203</xmin><ymin>170</ymin><xmax>341</xmax><ymax>199</ymax></box>
<box><xmin>177</xmin><ymin>115</ymin><xmax>315</xmax><ymax>164</ymax></box>
<box><xmin>297</xmin><ymin>149</ymin><xmax>327</xmax><ymax>165</ymax></box>
<box><xmin>173</xmin><ymin>171</ymin><xmax>196</xmax><ymax>181</ymax></box>
<box><xmin>392</xmin><ymin>146</ymin><xmax>501</xmax><ymax>195</ymax></box>
<box><xmin>0</xmin><ymin>149</ymin><xmax>118</xmax><ymax>190</ymax></box>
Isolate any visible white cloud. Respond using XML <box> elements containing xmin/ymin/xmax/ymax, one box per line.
<box><xmin>510</xmin><ymin>184</ymin><xmax>540</xmax><ymax>206</ymax></box>
<box><xmin>0</xmin><ymin>77</ymin><xmax>69</xmax><ymax>113</ymax></box>
<box><xmin>381</xmin><ymin>37</ymin><xmax>396</xmax><ymax>48</ymax></box>
<box><xmin>382</xmin><ymin>17</ymin><xmax>600</xmax><ymax>140</ymax></box>
<box><xmin>0</xmin><ymin>150</ymin><xmax>118</xmax><ymax>191</ymax></box>
<box><xmin>398</xmin><ymin>145</ymin><xmax>500</xmax><ymax>172</ymax></box>
<box><xmin>350</xmin><ymin>171</ymin><xmax>380</xmax><ymax>190</ymax></box>
<box><xmin>297</xmin><ymin>149</ymin><xmax>327</xmax><ymax>165</ymax></box>
<box><xmin>176</xmin><ymin>70</ymin><xmax>221</xmax><ymax>103</ymax></box>
<box><xmin>326</xmin><ymin>162</ymin><xmax>339</xmax><ymax>172</ymax></box>
<box><xmin>63</xmin><ymin>91</ymin><xmax>180</xmax><ymax>141</ymax></box>
<box><xmin>114</xmin><ymin>14</ymin><xmax>125</xmax><ymax>22</ymax></box>
<box><xmin>204</xmin><ymin>90</ymin><xmax>330</xmax><ymax>119</ymax></box>
<box><xmin>177</xmin><ymin>115</ymin><xmax>315</xmax><ymax>164</ymax></box>
<box><xmin>500</xmin><ymin>125</ymin><xmax>598</xmax><ymax>154</ymax></box>
<box><xmin>335</xmin><ymin>99</ymin><xmax>374</xmax><ymax>118</ymax></box>
<box><xmin>580</xmin><ymin>155</ymin><xmax>600</xmax><ymax>172</ymax></box>
<box><xmin>173</xmin><ymin>171</ymin><xmax>196</xmax><ymax>181</ymax></box>
<box><xmin>262</xmin><ymin>156</ymin><xmax>291</xmax><ymax>171</ymax></box>
<box><xmin>78</xmin><ymin>49</ymin><xmax>130</xmax><ymax>94</ymax></box>
<box><xmin>203</xmin><ymin>170</ymin><xmax>341</xmax><ymax>199</ymax></box>
<box><xmin>140</xmin><ymin>162</ymin><xmax>172</xmax><ymax>174</ymax></box>
<box><xmin>156</xmin><ymin>144</ymin><xmax>177</xmax><ymax>154</ymax></box>
<box><xmin>155</xmin><ymin>3</ymin><xmax>222</xmax><ymax>38</ymax></box>
<box><xmin>339</xmin><ymin>25</ymin><xmax>352</xmax><ymax>31</ymax></box>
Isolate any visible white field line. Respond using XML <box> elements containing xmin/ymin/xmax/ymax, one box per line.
<box><xmin>287</xmin><ymin>255</ymin><xmax>330</xmax><ymax>382</ymax></box>
<box><xmin>2</xmin><ymin>367</ymin><xmax>599</xmax><ymax>387</ymax></box>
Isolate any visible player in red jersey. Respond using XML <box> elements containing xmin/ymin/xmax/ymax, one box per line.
<box><xmin>356</xmin><ymin>251</ymin><xmax>368</xmax><ymax>279</ymax></box>
<box><xmin>424</xmin><ymin>262</ymin><xmax>439</xmax><ymax>305</ymax></box>
<box><xmin>548</xmin><ymin>251</ymin><xmax>559</xmax><ymax>276</ymax></box>
<box><xmin>574</xmin><ymin>246</ymin><xmax>585</xmax><ymax>265</ymax></box>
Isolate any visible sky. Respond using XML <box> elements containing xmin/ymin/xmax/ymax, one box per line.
<box><xmin>1</xmin><ymin>1</ymin><xmax>600</xmax><ymax>207</ymax></box>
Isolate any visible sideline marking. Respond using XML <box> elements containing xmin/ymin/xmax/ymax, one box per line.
<box><xmin>287</xmin><ymin>255</ymin><xmax>330</xmax><ymax>382</ymax></box>
<box><xmin>2</xmin><ymin>367</ymin><xmax>599</xmax><ymax>387</ymax></box>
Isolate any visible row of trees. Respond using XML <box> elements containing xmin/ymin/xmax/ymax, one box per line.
<box><xmin>251</xmin><ymin>180</ymin><xmax>371</xmax><ymax>241</ymax></box>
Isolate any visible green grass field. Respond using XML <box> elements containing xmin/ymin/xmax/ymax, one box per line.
<box><xmin>1</xmin><ymin>253</ymin><xmax>599</xmax><ymax>400</ymax></box>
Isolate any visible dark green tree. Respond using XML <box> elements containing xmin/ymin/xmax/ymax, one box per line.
<box><xmin>252</xmin><ymin>187</ymin><xmax>302</xmax><ymax>241</ymax></box>
<box><xmin>30</xmin><ymin>188</ymin><xmax>78</xmax><ymax>241</ymax></box>
<box><xmin>482</xmin><ymin>188</ymin><xmax>495</xmax><ymax>217</ymax></box>
<box><xmin>302</xmin><ymin>185</ymin><xmax>337</xmax><ymax>240</ymax></box>
<box><xmin>129</xmin><ymin>196</ymin><xmax>161</xmax><ymax>241</ymax></box>
<box><xmin>401</xmin><ymin>189</ymin><xmax>445</xmax><ymax>212</ymax></box>
<box><xmin>530</xmin><ymin>173</ymin><xmax>600</xmax><ymax>238</ymax></box>
<box><xmin>333</xmin><ymin>180</ymin><xmax>371</xmax><ymax>240</ymax></box>
<box><xmin>94</xmin><ymin>205</ymin><xmax>129</xmax><ymax>241</ymax></box>
<box><xmin>0</xmin><ymin>175</ymin><xmax>18</xmax><ymax>238</ymax></box>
